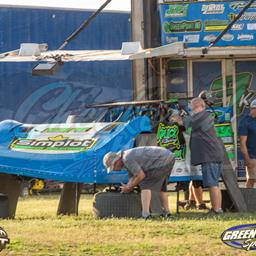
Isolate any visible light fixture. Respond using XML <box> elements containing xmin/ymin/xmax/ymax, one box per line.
<box><xmin>32</xmin><ymin>61</ymin><xmax>63</xmax><ymax>76</ymax></box>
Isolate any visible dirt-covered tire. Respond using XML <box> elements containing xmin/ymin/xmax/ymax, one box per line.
<box><xmin>92</xmin><ymin>191</ymin><xmax>142</xmax><ymax>218</ymax></box>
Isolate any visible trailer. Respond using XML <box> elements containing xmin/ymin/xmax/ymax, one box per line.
<box><xmin>0</xmin><ymin>1</ymin><xmax>132</xmax><ymax>123</ymax></box>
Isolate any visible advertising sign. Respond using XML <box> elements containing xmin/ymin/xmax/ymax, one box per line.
<box><xmin>160</xmin><ymin>1</ymin><xmax>256</xmax><ymax>47</ymax></box>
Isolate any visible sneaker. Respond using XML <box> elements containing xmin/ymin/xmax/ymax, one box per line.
<box><xmin>197</xmin><ymin>203</ymin><xmax>209</xmax><ymax>210</ymax></box>
<box><xmin>140</xmin><ymin>214</ymin><xmax>153</xmax><ymax>220</ymax></box>
<box><xmin>208</xmin><ymin>208</ymin><xmax>224</xmax><ymax>215</ymax></box>
<box><xmin>184</xmin><ymin>200</ymin><xmax>196</xmax><ymax>210</ymax></box>
<box><xmin>160</xmin><ymin>212</ymin><xmax>172</xmax><ymax>219</ymax></box>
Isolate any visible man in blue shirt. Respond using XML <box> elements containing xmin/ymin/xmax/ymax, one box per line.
<box><xmin>238</xmin><ymin>99</ymin><xmax>256</xmax><ymax>188</ymax></box>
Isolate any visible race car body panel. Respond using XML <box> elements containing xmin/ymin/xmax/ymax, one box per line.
<box><xmin>0</xmin><ymin>117</ymin><xmax>152</xmax><ymax>183</ymax></box>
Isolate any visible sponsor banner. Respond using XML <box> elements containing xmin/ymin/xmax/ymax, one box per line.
<box><xmin>160</xmin><ymin>1</ymin><xmax>256</xmax><ymax>47</ymax></box>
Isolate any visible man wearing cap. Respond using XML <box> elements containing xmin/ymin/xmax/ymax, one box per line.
<box><xmin>238</xmin><ymin>99</ymin><xmax>256</xmax><ymax>188</ymax></box>
<box><xmin>103</xmin><ymin>146</ymin><xmax>175</xmax><ymax>219</ymax></box>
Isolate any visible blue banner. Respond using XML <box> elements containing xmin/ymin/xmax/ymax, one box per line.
<box><xmin>160</xmin><ymin>1</ymin><xmax>256</xmax><ymax>47</ymax></box>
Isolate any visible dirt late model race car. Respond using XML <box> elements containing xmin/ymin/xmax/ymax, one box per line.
<box><xmin>0</xmin><ymin>100</ymin><xmax>221</xmax><ymax>184</ymax></box>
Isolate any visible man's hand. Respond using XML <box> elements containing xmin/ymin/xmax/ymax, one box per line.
<box><xmin>120</xmin><ymin>183</ymin><xmax>132</xmax><ymax>193</ymax></box>
<box><xmin>169</xmin><ymin>114</ymin><xmax>183</xmax><ymax>125</ymax></box>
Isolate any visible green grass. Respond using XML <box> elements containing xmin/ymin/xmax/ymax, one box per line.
<box><xmin>1</xmin><ymin>193</ymin><xmax>256</xmax><ymax>256</ymax></box>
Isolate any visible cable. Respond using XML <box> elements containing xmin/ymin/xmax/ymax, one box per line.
<box><xmin>58</xmin><ymin>0</ymin><xmax>112</xmax><ymax>50</ymax></box>
<box><xmin>202</xmin><ymin>0</ymin><xmax>256</xmax><ymax>54</ymax></box>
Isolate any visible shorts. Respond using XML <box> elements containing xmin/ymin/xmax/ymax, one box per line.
<box><xmin>201</xmin><ymin>162</ymin><xmax>223</xmax><ymax>188</ymax></box>
<box><xmin>246</xmin><ymin>159</ymin><xmax>256</xmax><ymax>179</ymax></box>
<box><xmin>139</xmin><ymin>159</ymin><xmax>175</xmax><ymax>192</ymax></box>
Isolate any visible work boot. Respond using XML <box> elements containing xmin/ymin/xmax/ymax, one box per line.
<box><xmin>184</xmin><ymin>200</ymin><xmax>196</xmax><ymax>210</ymax></box>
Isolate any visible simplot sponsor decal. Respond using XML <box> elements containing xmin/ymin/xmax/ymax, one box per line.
<box><xmin>163</xmin><ymin>20</ymin><xmax>202</xmax><ymax>33</ymax></box>
<box><xmin>10</xmin><ymin>135</ymin><xmax>96</xmax><ymax>151</ymax></box>
<box><xmin>204</xmin><ymin>20</ymin><xmax>229</xmax><ymax>31</ymax></box>
<box><xmin>201</xmin><ymin>4</ymin><xmax>225</xmax><ymax>15</ymax></box>
<box><xmin>221</xmin><ymin>224</ymin><xmax>256</xmax><ymax>251</ymax></box>
<box><xmin>165</xmin><ymin>5</ymin><xmax>188</xmax><ymax>18</ymax></box>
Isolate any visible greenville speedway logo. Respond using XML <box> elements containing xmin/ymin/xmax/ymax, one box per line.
<box><xmin>0</xmin><ymin>227</ymin><xmax>9</xmax><ymax>251</ymax></box>
<box><xmin>10</xmin><ymin>135</ymin><xmax>96</xmax><ymax>152</ymax></box>
<box><xmin>221</xmin><ymin>224</ymin><xmax>256</xmax><ymax>251</ymax></box>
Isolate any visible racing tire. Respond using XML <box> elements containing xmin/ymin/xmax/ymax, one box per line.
<box><xmin>92</xmin><ymin>191</ymin><xmax>142</xmax><ymax>218</ymax></box>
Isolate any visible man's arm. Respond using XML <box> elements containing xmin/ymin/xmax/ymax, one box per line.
<box><xmin>120</xmin><ymin>170</ymin><xmax>145</xmax><ymax>193</ymax></box>
<box><xmin>183</xmin><ymin>112</ymin><xmax>213</xmax><ymax>131</ymax></box>
<box><xmin>240</xmin><ymin>136</ymin><xmax>254</xmax><ymax>169</ymax></box>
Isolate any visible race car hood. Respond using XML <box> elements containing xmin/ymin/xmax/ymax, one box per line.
<box><xmin>0</xmin><ymin>117</ymin><xmax>152</xmax><ymax>183</ymax></box>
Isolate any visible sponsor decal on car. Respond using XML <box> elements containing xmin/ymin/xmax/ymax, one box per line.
<box><xmin>201</xmin><ymin>4</ymin><xmax>225</xmax><ymax>15</ymax></box>
<box><xmin>10</xmin><ymin>135</ymin><xmax>96</xmax><ymax>152</ymax></box>
<box><xmin>42</xmin><ymin>127</ymin><xmax>92</xmax><ymax>133</ymax></box>
<box><xmin>204</xmin><ymin>20</ymin><xmax>229</xmax><ymax>31</ymax></box>
<box><xmin>156</xmin><ymin>123</ymin><xmax>181</xmax><ymax>149</ymax></box>
<box><xmin>237</xmin><ymin>34</ymin><xmax>254</xmax><ymax>41</ymax></box>
<box><xmin>164</xmin><ymin>5</ymin><xmax>188</xmax><ymax>18</ymax></box>
<box><xmin>221</xmin><ymin>224</ymin><xmax>256</xmax><ymax>251</ymax></box>
<box><xmin>163</xmin><ymin>20</ymin><xmax>202</xmax><ymax>33</ymax></box>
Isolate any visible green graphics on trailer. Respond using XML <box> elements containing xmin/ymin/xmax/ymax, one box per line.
<box><xmin>156</xmin><ymin>122</ymin><xmax>186</xmax><ymax>159</ymax></box>
<box><xmin>215</xmin><ymin>123</ymin><xmax>235</xmax><ymax>161</ymax></box>
<box><xmin>210</xmin><ymin>72</ymin><xmax>252</xmax><ymax>115</ymax></box>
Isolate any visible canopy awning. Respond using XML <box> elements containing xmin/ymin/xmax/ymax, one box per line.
<box><xmin>0</xmin><ymin>42</ymin><xmax>185</xmax><ymax>62</ymax></box>
<box><xmin>1</xmin><ymin>42</ymin><xmax>256</xmax><ymax>62</ymax></box>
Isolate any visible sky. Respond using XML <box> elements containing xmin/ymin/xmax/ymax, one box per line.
<box><xmin>0</xmin><ymin>0</ymin><xmax>131</xmax><ymax>12</ymax></box>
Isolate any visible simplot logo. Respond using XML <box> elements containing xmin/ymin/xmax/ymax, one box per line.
<box><xmin>10</xmin><ymin>135</ymin><xmax>96</xmax><ymax>151</ymax></box>
<box><xmin>221</xmin><ymin>224</ymin><xmax>256</xmax><ymax>251</ymax></box>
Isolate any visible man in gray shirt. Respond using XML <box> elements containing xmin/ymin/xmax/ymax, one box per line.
<box><xmin>103</xmin><ymin>146</ymin><xmax>175</xmax><ymax>219</ymax></box>
<box><xmin>172</xmin><ymin>97</ymin><xmax>224</xmax><ymax>214</ymax></box>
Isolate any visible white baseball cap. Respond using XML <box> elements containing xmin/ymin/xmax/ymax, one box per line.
<box><xmin>103</xmin><ymin>151</ymin><xmax>122</xmax><ymax>173</ymax></box>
